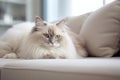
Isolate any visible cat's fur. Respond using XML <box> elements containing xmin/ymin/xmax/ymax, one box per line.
<box><xmin>0</xmin><ymin>17</ymin><xmax>87</xmax><ymax>59</ymax></box>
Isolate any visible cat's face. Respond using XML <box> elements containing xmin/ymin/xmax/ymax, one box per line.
<box><xmin>30</xmin><ymin>17</ymin><xmax>67</xmax><ymax>48</ymax></box>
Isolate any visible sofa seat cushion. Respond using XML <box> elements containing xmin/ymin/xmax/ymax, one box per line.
<box><xmin>0</xmin><ymin>59</ymin><xmax>23</xmax><ymax>68</ymax></box>
<box><xmin>1</xmin><ymin>58</ymin><xmax>120</xmax><ymax>80</ymax></box>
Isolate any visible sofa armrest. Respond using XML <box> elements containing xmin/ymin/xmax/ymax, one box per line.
<box><xmin>1</xmin><ymin>58</ymin><xmax>120</xmax><ymax>80</ymax></box>
<box><xmin>0</xmin><ymin>59</ymin><xmax>26</xmax><ymax>80</ymax></box>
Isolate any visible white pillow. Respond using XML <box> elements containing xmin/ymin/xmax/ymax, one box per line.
<box><xmin>66</xmin><ymin>12</ymin><xmax>91</xmax><ymax>34</ymax></box>
<box><xmin>80</xmin><ymin>0</ymin><xmax>120</xmax><ymax>57</ymax></box>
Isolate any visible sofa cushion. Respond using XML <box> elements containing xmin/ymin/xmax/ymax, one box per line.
<box><xmin>66</xmin><ymin>12</ymin><xmax>91</xmax><ymax>34</ymax></box>
<box><xmin>80</xmin><ymin>0</ymin><xmax>120</xmax><ymax>57</ymax></box>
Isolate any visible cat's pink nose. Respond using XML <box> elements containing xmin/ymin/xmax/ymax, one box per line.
<box><xmin>49</xmin><ymin>40</ymin><xmax>54</xmax><ymax>44</ymax></box>
<box><xmin>51</xmin><ymin>41</ymin><xmax>53</xmax><ymax>44</ymax></box>
<box><xmin>49</xmin><ymin>43</ymin><xmax>54</xmax><ymax>47</ymax></box>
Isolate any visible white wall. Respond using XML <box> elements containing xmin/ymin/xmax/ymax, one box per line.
<box><xmin>45</xmin><ymin>0</ymin><xmax>104</xmax><ymax>22</ymax></box>
<box><xmin>45</xmin><ymin>0</ymin><xmax>73</xmax><ymax>22</ymax></box>
<box><xmin>71</xmin><ymin>0</ymin><xmax>103</xmax><ymax>16</ymax></box>
<box><xmin>45</xmin><ymin>0</ymin><xmax>59</xmax><ymax>22</ymax></box>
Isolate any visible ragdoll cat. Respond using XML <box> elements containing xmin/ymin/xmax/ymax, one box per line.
<box><xmin>0</xmin><ymin>17</ymin><xmax>88</xmax><ymax>59</ymax></box>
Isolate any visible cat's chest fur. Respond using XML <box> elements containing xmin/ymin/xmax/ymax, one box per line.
<box><xmin>18</xmin><ymin>44</ymin><xmax>75</xmax><ymax>59</ymax></box>
<box><xmin>18</xmin><ymin>33</ymin><xmax>78</xmax><ymax>59</ymax></box>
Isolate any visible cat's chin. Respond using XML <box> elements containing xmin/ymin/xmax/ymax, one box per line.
<box><xmin>49</xmin><ymin>43</ymin><xmax>60</xmax><ymax>48</ymax></box>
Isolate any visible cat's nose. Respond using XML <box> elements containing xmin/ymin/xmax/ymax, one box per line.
<box><xmin>50</xmin><ymin>41</ymin><xmax>53</xmax><ymax>44</ymax></box>
<box><xmin>49</xmin><ymin>39</ymin><xmax>54</xmax><ymax>44</ymax></box>
<box><xmin>49</xmin><ymin>42</ymin><xmax>54</xmax><ymax>47</ymax></box>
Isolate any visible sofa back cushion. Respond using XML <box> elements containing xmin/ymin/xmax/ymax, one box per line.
<box><xmin>80</xmin><ymin>0</ymin><xmax>120</xmax><ymax>57</ymax></box>
<box><xmin>66</xmin><ymin>13</ymin><xmax>91</xmax><ymax>34</ymax></box>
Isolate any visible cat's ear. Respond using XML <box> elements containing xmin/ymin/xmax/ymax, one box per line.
<box><xmin>56</xmin><ymin>18</ymin><xmax>67</xmax><ymax>27</ymax></box>
<box><xmin>35</xmin><ymin>16</ymin><xmax>44</xmax><ymax>26</ymax></box>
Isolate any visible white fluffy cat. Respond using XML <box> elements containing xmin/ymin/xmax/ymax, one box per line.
<box><xmin>0</xmin><ymin>17</ymin><xmax>87</xmax><ymax>59</ymax></box>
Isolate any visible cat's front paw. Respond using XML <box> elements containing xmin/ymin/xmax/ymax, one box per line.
<box><xmin>42</xmin><ymin>54</ymin><xmax>56</xmax><ymax>59</ymax></box>
<box><xmin>3</xmin><ymin>53</ymin><xmax>17</xmax><ymax>59</ymax></box>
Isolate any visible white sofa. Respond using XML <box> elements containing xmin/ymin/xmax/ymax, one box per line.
<box><xmin>0</xmin><ymin>1</ymin><xmax>120</xmax><ymax>80</ymax></box>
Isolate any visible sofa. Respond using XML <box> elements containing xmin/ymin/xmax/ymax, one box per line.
<box><xmin>0</xmin><ymin>0</ymin><xmax>120</xmax><ymax>80</ymax></box>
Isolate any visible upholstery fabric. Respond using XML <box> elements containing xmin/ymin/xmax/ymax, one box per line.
<box><xmin>80</xmin><ymin>0</ymin><xmax>120</xmax><ymax>57</ymax></box>
<box><xmin>1</xmin><ymin>59</ymin><xmax>120</xmax><ymax>80</ymax></box>
<box><xmin>66</xmin><ymin>12</ymin><xmax>91</xmax><ymax>34</ymax></box>
<box><xmin>0</xmin><ymin>59</ymin><xmax>23</xmax><ymax>80</ymax></box>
